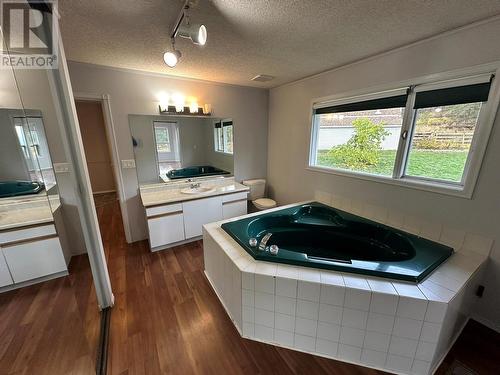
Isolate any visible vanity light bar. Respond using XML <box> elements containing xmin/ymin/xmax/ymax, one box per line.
<box><xmin>158</xmin><ymin>104</ymin><xmax>212</xmax><ymax>116</ymax></box>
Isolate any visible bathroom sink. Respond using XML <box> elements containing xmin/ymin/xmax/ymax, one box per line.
<box><xmin>180</xmin><ymin>186</ymin><xmax>216</xmax><ymax>195</ymax></box>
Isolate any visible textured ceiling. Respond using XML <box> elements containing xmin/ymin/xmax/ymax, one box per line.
<box><xmin>59</xmin><ymin>0</ymin><xmax>500</xmax><ymax>88</ymax></box>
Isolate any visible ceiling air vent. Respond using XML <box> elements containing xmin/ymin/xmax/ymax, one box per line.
<box><xmin>251</xmin><ymin>74</ymin><xmax>274</xmax><ymax>82</ymax></box>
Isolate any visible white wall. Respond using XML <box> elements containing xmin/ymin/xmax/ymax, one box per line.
<box><xmin>268</xmin><ymin>18</ymin><xmax>500</xmax><ymax>330</ymax></box>
<box><xmin>68</xmin><ymin>62</ymin><xmax>269</xmax><ymax>242</ymax></box>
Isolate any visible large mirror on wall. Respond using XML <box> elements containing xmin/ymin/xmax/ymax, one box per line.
<box><xmin>129</xmin><ymin>115</ymin><xmax>234</xmax><ymax>185</ymax></box>
<box><xmin>0</xmin><ymin>108</ymin><xmax>58</xmax><ymax>194</ymax></box>
<box><xmin>0</xmin><ymin>107</ymin><xmax>59</xmax><ymax>222</ymax></box>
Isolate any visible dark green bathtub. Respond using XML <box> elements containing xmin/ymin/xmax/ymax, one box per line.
<box><xmin>221</xmin><ymin>202</ymin><xmax>453</xmax><ymax>282</ymax></box>
<box><xmin>166</xmin><ymin>165</ymin><xmax>230</xmax><ymax>180</ymax></box>
<box><xmin>0</xmin><ymin>180</ymin><xmax>45</xmax><ymax>198</ymax></box>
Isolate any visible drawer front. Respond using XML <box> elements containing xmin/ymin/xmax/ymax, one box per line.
<box><xmin>148</xmin><ymin>213</ymin><xmax>185</xmax><ymax>249</ymax></box>
<box><xmin>222</xmin><ymin>200</ymin><xmax>247</xmax><ymax>220</ymax></box>
<box><xmin>0</xmin><ymin>251</ymin><xmax>13</xmax><ymax>287</ymax></box>
<box><xmin>0</xmin><ymin>224</ymin><xmax>56</xmax><ymax>245</ymax></box>
<box><xmin>3</xmin><ymin>237</ymin><xmax>67</xmax><ymax>283</ymax></box>
<box><xmin>222</xmin><ymin>191</ymin><xmax>248</xmax><ymax>203</ymax></box>
<box><xmin>146</xmin><ymin>203</ymin><xmax>183</xmax><ymax>218</ymax></box>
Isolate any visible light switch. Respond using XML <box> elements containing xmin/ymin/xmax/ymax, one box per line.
<box><xmin>121</xmin><ymin>159</ymin><xmax>136</xmax><ymax>169</ymax></box>
<box><xmin>53</xmin><ymin>162</ymin><xmax>71</xmax><ymax>173</ymax></box>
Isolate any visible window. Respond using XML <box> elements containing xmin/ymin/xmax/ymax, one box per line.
<box><xmin>309</xmin><ymin>73</ymin><xmax>496</xmax><ymax>196</ymax></box>
<box><xmin>154</xmin><ymin>127</ymin><xmax>171</xmax><ymax>153</ymax></box>
<box><xmin>214</xmin><ymin>120</ymin><xmax>233</xmax><ymax>154</ymax></box>
<box><xmin>153</xmin><ymin>121</ymin><xmax>180</xmax><ymax>177</ymax></box>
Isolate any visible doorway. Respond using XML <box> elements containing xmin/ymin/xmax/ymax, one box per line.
<box><xmin>75</xmin><ymin>100</ymin><xmax>117</xmax><ymax>196</ymax></box>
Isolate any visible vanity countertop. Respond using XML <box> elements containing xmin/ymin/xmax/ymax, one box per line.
<box><xmin>140</xmin><ymin>177</ymin><xmax>249</xmax><ymax>207</ymax></box>
<box><xmin>0</xmin><ymin>195</ymin><xmax>60</xmax><ymax>231</ymax></box>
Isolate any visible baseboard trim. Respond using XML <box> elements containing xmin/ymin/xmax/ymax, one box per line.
<box><xmin>468</xmin><ymin>313</ymin><xmax>500</xmax><ymax>333</ymax></box>
<box><xmin>150</xmin><ymin>236</ymin><xmax>202</xmax><ymax>252</ymax></box>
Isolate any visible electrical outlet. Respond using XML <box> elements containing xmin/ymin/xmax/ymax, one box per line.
<box><xmin>121</xmin><ymin>159</ymin><xmax>136</xmax><ymax>169</ymax></box>
<box><xmin>53</xmin><ymin>162</ymin><xmax>71</xmax><ymax>173</ymax></box>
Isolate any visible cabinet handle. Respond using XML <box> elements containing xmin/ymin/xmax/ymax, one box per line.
<box><xmin>147</xmin><ymin>210</ymin><xmax>183</xmax><ymax>220</ymax></box>
<box><xmin>1</xmin><ymin>234</ymin><xmax>58</xmax><ymax>248</ymax></box>
<box><xmin>222</xmin><ymin>199</ymin><xmax>247</xmax><ymax>205</ymax></box>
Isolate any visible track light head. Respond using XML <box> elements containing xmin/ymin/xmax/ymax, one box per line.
<box><xmin>178</xmin><ymin>23</ymin><xmax>207</xmax><ymax>45</ymax></box>
<box><xmin>164</xmin><ymin>48</ymin><xmax>181</xmax><ymax>68</ymax></box>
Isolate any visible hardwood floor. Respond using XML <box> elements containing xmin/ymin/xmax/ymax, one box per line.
<box><xmin>1</xmin><ymin>194</ymin><xmax>499</xmax><ymax>374</ymax></box>
<box><xmin>0</xmin><ymin>247</ymin><xmax>100</xmax><ymax>374</ymax></box>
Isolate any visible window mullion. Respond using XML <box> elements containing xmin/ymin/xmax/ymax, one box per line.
<box><xmin>392</xmin><ymin>88</ymin><xmax>416</xmax><ymax>179</ymax></box>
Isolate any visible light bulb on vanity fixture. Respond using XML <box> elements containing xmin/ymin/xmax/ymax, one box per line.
<box><xmin>163</xmin><ymin>0</ymin><xmax>208</xmax><ymax>68</ymax></box>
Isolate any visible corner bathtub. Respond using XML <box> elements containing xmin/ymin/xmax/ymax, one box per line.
<box><xmin>166</xmin><ymin>165</ymin><xmax>230</xmax><ymax>180</ymax></box>
<box><xmin>221</xmin><ymin>202</ymin><xmax>452</xmax><ymax>282</ymax></box>
<box><xmin>0</xmin><ymin>180</ymin><xmax>45</xmax><ymax>198</ymax></box>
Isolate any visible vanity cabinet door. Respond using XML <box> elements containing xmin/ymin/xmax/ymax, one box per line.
<box><xmin>0</xmin><ymin>249</ymin><xmax>14</xmax><ymax>287</ymax></box>
<box><xmin>148</xmin><ymin>213</ymin><xmax>185</xmax><ymax>249</ymax></box>
<box><xmin>222</xmin><ymin>200</ymin><xmax>247</xmax><ymax>220</ymax></box>
<box><xmin>183</xmin><ymin>196</ymin><xmax>223</xmax><ymax>239</ymax></box>
<box><xmin>3</xmin><ymin>237</ymin><xmax>67</xmax><ymax>283</ymax></box>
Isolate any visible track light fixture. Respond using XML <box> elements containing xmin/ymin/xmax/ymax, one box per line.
<box><xmin>164</xmin><ymin>0</ymin><xmax>207</xmax><ymax>68</ymax></box>
<box><xmin>164</xmin><ymin>39</ymin><xmax>182</xmax><ymax>67</ymax></box>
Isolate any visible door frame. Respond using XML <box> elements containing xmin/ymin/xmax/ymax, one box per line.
<box><xmin>74</xmin><ymin>92</ymin><xmax>132</xmax><ymax>244</ymax></box>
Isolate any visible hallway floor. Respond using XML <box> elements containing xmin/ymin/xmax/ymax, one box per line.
<box><xmin>0</xmin><ymin>194</ymin><xmax>498</xmax><ymax>374</ymax></box>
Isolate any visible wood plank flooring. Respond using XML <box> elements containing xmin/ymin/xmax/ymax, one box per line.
<box><xmin>0</xmin><ymin>245</ymin><xmax>100</xmax><ymax>374</ymax></box>
<box><xmin>1</xmin><ymin>193</ymin><xmax>499</xmax><ymax>374</ymax></box>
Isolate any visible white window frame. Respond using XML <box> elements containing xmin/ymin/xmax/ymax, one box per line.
<box><xmin>308</xmin><ymin>65</ymin><xmax>500</xmax><ymax>199</ymax></box>
<box><xmin>214</xmin><ymin>118</ymin><xmax>233</xmax><ymax>155</ymax></box>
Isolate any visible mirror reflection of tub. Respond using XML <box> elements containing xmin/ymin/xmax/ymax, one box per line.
<box><xmin>129</xmin><ymin>114</ymin><xmax>234</xmax><ymax>185</ymax></box>
<box><xmin>0</xmin><ymin>108</ymin><xmax>61</xmax><ymax>228</ymax></box>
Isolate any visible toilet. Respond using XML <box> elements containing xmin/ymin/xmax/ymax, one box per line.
<box><xmin>242</xmin><ymin>179</ymin><xmax>277</xmax><ymax>211</ymax></box>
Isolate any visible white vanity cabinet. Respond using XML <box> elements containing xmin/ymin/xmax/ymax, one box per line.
<box><xmin>0</xmin><ymin>223</ymin><xmax>67</xmax><ymax>290</ymax></box>
<box><xmin>3</xmin><ymin>237</ymin><xmax>66</xmax><ymax>283</ymax></box>
<box><xmin>145</xmin><ymin>191</ymin><xmax>248</xmax><ymax>251</ymax></box>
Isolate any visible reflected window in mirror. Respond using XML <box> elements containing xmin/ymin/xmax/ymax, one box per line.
<box><xmin>153</xmin><ymin>121</ymin><xmax>181</xmax><ymax>178</ymax></box>
<box><xmin>214</xmin><ymin>120</ymin><xmax>233</xmax><ymax>154</ymax></box>
<box><xmin>12</xmin><ymin>116</ymin><xmax>56</xmax><ymax>188</ymax></box>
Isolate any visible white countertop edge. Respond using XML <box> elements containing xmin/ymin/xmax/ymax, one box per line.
<box><xmin>0</xmin><ymin>217</ymin><xmax>55</xmax><ymax>232</ymax></box>
<box><xmin>141</xmin><ymin>182</ymin><xmax>249</xmax><ymax>207</ymax></box>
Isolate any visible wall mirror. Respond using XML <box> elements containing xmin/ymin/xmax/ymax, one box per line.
<box><xmin>129</xmin><ymin>114</ymin><xmax>234</xmax><ymax>185</ymax></box>
<box><xmin>0</xmin><ymin>107</ymin><xmax>59</xmax><ymax>229</ymax></box>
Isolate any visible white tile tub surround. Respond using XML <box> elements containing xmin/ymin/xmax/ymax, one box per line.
<box><xmin>203</xmin><ymin>200</ymin><xmax>489</xmax><ymax>375</ymax></box>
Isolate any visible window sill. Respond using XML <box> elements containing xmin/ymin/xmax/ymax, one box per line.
<box><xmin>306</xmin><ymin>165</ymin><xmax>473</xmax><ymax>199</ymax></box>
<box><xmin>214</xmin><ymin>150</ymin><xmax>233</xmax><ymax>155</ymax></box>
